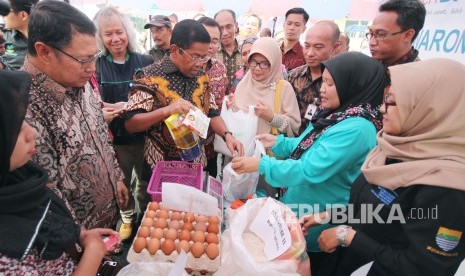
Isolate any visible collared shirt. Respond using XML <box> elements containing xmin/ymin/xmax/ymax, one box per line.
<box><xmin>386</xmin><ymin>47</ymin><xmax>420</xmax><ymax>68</ymax></box>
<box><xmin>288</xmin><ymin>64</ymin><xmax>323</xmax><ymax>135</ymax></box>
<box><xmin>204</xmin><ymin>58</ymin><xmax>228</xmax><ymax>159</ymax></box>
<box><xmin>22</xmin><ymin>58</ymin><xmax>123</xmax><ymax>229</ymax></box>
<box><xmin>281</xmin><ymin>41</ymin><xmax>306</xmax><ymax>71</ymax></box>
<box><xmin>2</xmin><ymin>29</ymin><xmax>28</xmax><ymax>70</ymax></box>
<box><xmin>215</xmin><ymin>39</ymin><xmax>244</xmax><ymax>93</ymax></box>
<box><xmin>125</xmin><ymin>56</ymin><xmax>219</xmax><ymax>176</ymax></box>
<box><xmin>146</xmin><ymin>45</ymin><xmax>170</xmax><ymax>64</ymax></box>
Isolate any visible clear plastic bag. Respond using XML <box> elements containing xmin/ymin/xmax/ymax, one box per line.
<box><xmin>217</xmin><ymin>198</ymin><xmax>311</xmax><ymax>275</ymax></box>
<box><xmin>222</xmin><ymin>140</ymin><xmax>265</xmax><ymax>202</ymax></box>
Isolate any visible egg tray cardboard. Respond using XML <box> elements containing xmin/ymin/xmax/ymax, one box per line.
<box><xmin>127</xmin><ymin>203</ymin><xmax>221</xmax><ymax>273</ymax></box>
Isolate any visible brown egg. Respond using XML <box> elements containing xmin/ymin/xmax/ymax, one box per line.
<box><xmin>196</xmin><ymin>215</ymin><xmax>207</xmax><ymax>223</ymax></box>
<box><xmin>179</xmin><ymin>229</ymin><xmax>191</xmax><ymax>241</ymax></box>
<box><xmin>160</xmin><ymin>204</ymin><xmax>170</xmax><ymax>210</ymax></box>
<box><xmin>183</xmin><ymin>213</ymin><xmax>195</xmax><ymax>223</ymax></box>
<box><xmin>192</xmin><ymin>230</ymin><xmax>205</xmax><ymax>243</ymax></box>
<box><xmin>161</xmin><ymin>239</ymin><xmax>175</xmax><ymax>255</ymax></box>
<box><xmin>191</xmin><ymin>242</ymin><xmax>205</xmax><ymax>258</ymax></box>
<box><xmin>154</xmin><ymin>218</ymin><xmax>167</xmax><ymax>229</ymax></box>
<box><xmin>205</xmin><ymin>233</ymin><xmax>219</xmax><ymax>244</ymax></box>
<box><xmin>194</xmin><ymin>221</ymin><xmax>207</xmax><ymax>232</ymax></box>
<box><xmin>147</xmin><ymin>238</ymin><xmax>160</xmax><ymax>255</ymax></box>
<box><xmin>169</xmin><ymin>220</ymin><xmax>181</xmax><ymax>230</ymax></box>
<box><xmin>145</xmin><ymin>210</ymin><xmax>156</xmax><ymax>219</ymax></box>
<box><xmin>138</xmin><ymin>226</ymin><xmax>151</xmax><ymax>238</ymax></box>
<box><xmin>149</xmin><ymin>201</ymin><xmax>159</xmax><ymax>211</ymax></box>
<box><xmin>206</xmin><ymin>243</ymin><xmax>219</xmax><ymax>260</ymax></box>
<box><xmin>208</xmin><ymin>216</ymin><xmax>221</xmax><ymax>225</ymax></box>
<box><xmin>158</xmin><ymin>210</ymin><xmax>169</xmax><ymax>219</ymax></box>
<box><xmin>133</xmin><ymin>237</ymin><xmax>146</xmax><ymax>253</ymax></box>
<box><xmin>182</xmin><ymin>222</ymin><xmax>193</xmax><ymax>232</ymax></box>
<box><xmin>177</xmin><ymin>240</ymin><xmax>190</xmax><ymax>254</ymax></box>
<box><xmin>207</xmin><ymin>223</ymin><xmax>219</xmax><ymax>234</ymax></box>
<box><xmin>151</xmin><ymin>228</ymin><xmax>164</xmax><ymax>240</ymax></box>
<box><xmin>165</xmin><ymin>228</ymin><xmax>178</xmax><ymax>240</ymax></box>
<box><xmin>141</xmin><ymin>218</ymin><xmax>153</xmax><ymax>228</ymax></box>
<box><xmin>171</xmin><ymin>211</ymin><xmax>182</xmax><ymax>221</ymax></box>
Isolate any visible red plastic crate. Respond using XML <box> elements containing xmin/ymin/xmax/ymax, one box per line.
<box><xmin>147</xmin><ymin>161</ymin><xmax>203</xmax><ymax>202</ymax></box>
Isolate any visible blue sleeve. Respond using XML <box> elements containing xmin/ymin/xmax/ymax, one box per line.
<box><xmin>270</xmin><ymin>126</ymin><xmax>313</xmax><ymax>158</ymax></box>
<box><xmin>258</xmin><ymin>118</ymin><xmax>376</xmax><ymax>188</ymax></box>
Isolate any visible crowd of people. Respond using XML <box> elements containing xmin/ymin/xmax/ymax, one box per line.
<box><xmin>1</xmin><ymin>0</ymin><xmax>465</xmax><ymax>275</ymax></box>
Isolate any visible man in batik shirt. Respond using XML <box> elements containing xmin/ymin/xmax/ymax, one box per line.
<box><xmin>288</xmin><ymin>21</ymin><xmax>340</xmax><ymax>135</ymax></box>
<box><xmin>124</xmin><ymin>20</ymin><xmax>243</xmax><ymax>207</ymax></box>
<box><xmin>23</xmin><ymin>3</ymin><xmax>128</xmax><ymax>229</ymax></box>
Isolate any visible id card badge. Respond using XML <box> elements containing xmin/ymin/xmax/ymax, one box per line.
<box><xmin>305</xmin><ymin>104</ymin><xmax>317</xmax><ymax>120</ymax></box>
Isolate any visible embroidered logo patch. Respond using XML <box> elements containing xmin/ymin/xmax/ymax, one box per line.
<box><xmin>435</xmin><ymin>227</ymin><xmax>462</xmax><ymax>252</ymax></box>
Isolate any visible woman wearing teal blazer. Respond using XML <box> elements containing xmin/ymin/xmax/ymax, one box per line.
<box><xmin>232</xmin><ymin>52</ymin><xmax>388</xmax><ymax>275</ymax></box>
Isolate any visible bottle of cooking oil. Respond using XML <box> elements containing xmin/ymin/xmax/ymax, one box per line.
<box><xmin>165</xmin><ymin>113</ymin><xmax>201</xmax><ymax>161</ymax></box>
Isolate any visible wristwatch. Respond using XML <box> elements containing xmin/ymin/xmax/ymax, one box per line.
<box><xmin>222</xmin><ymin>131</ymin><xmax>233</xmax><ymax>141</ymax></box>
<box><xmin>336</xmin><ymin>225</ymin><xmax>352</xmax><ymax>247</ymax></box>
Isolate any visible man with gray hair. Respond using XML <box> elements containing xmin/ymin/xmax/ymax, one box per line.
<box><xmin>288</xmin><ymin>20</ymin><xmax>340</xmax><ymax>135</ymax></box>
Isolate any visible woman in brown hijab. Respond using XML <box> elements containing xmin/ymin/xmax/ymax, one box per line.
<box><xmin>303</xmin><ymin>59</ymin><xmax>465</xmax><ymax>276</ymax></box>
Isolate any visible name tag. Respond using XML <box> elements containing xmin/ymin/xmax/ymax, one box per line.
<box><xmin>305</xmin><ymin>104</ymin><xmax>317</xmax><ymax>120</ymax></box>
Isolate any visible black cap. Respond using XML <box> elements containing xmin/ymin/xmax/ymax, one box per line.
<box><xmin>144</xmin><ymin>15</ymin><xmax>172</xmax><ymax>29</ymax></box>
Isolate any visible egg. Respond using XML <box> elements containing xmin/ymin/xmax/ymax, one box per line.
<box><xmin>179</xmin><ymin>229</ymin><xmax>191</xmax><ymax>241</ymax></box>
<box><xmin>149</xmin><ymin>201</ymin><xmax>159</xmax><ymax>211</ymax></box>
<box><xmin>191</xmin><ymin>242</ymin><xmax>205</xmax><ymax>258</ymax></box>
<box><xmin>151</xmin><ymin>228</ymin><xmax>164</xmax><ymax>239</ymax></box>
<box><xmin>133</xmin><ymin>237</ymin><xmax>146</xmax><ymax>253</ymax></box>
<box><xmin>145</xmin><ymin>210</ymin><xmax>156</xmax><ymax>219</ymax></box>
<box><xmin>138</xmin><ymin>226</ymin><xmax>150</xmax><ymax>238</ymax></box>
<box><xmin>196</xmin><ymin>215</ymin><xmax>207</xmax><ymax>223</ymax></box>
<box><xmin>169</xmin><ymin>220</ymin><xmax>181</xmax><ymax>230</ymax></box>
<box><xmin>194</xmin><ymin>221</ymin><xmax>207</xmax><ymax>232</ymax></box>
<box><xmin>192</xmin><ymin>230</ymin><xmax>205</xmax><ymax>243</ymax></box>
<box><xmin>206</xmin><ymin>243</ymin><xmax>219</xmax><ymax>260</ymax></box>
<box><xmin>147</xmin><ymin>238</ymin><xmax>160</xmax><ymax>255</ymax></box>
<box><xmin>207</xmin><ymin>223</ymin><xmax>219</xmax><ymax>234</ymax></box>
<box><xmin>177</xmin><ymin>240</ymin><xmax>190</xmax><ymax>254</ymax></box>
<box><xmin>208</xmin><ymin>216</ymin><xmax>221</xmax><ymax>225</ymax></box>
<box><xmin>171</xmin><ymin>211</ymin><xmax>182</xmax><ymax>221</ymax></box>
<box><xmin>160</xmin><ymin>203</ymin><xmax>170</xmax><ymax>210</ymax></box>
<box><xmin>205</xmin><ymin>233</ymin><xmax>219</xmax><ymax>244</ymax></box>
<box><xmin>158</xmin><ymin>210</ymin><xmax>169</xmax><ymax>219</ymax></box>
<box><xmin>183</xmin><ymin>213</ymin><xmax>195</xmax><ymax>223</ymax></box>
<box><xmin>154</xmin><ymin>218</ymin><xmax>167</xmax><ymax>229</ymax></box>
<box><xmin>165</xmin><ymin>228</ymin><xmax>178</xmax><ymax>240</ymax></box>
<box><xmin>182</xmin><ymin>222</ymin><xmax>193</xmax><ymax>232</ymax></box>
<box><xmin>161</xmin><ymin>239</ymin><xmax>175</xmax><ymax>255</ymax></box>
<box><xmin>141</xmin><ymin>218</ymin><xmax>153</xmax><ymax>228</ymax></box>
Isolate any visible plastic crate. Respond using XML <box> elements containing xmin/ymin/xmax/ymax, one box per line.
<box><xmin>147</xmin><ymin>161</ymin><xmax>203</xmax><ymax>202</ymax></box>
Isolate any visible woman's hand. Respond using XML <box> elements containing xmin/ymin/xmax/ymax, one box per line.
<box><xmin>254</xmin><ymin>100</ymin><xmax>274</xmax><ymax>122</ymax></box>
<box><xmin>256</xmin><ymin>133</ymin><xmax>277</xmax><ymax>148</ymax></box>
<box><xmin>318</xmin><ymin>226</ymin><xmax>356</xmax><ymax>253</ymax></box>
<box><xmin>299</xmin><ymin>211</ymin><xmax>328</xmax><ymax>236</ymax></box>
<box><xmin>80</xmin><ymin>228</ymin><xmax>121</xmax><ymax>253</ymax></box>
<box><xmin>231</xmin><ymin>156</ymin><xmax>260</xmax><ymax>174</ymax></box>
<box><xmin>226</xmin><ymin>94</ymin><xmax>240</xmax><ymax>111</ymax></box>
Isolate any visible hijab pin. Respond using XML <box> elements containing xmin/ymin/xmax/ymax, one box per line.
<box><xmin>270</xmin><ymin>82</ymin><xmax>277</xmax><ymax>90</ymax></box>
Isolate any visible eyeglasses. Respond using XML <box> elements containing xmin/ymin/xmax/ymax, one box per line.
<box><xmin>179</xmin><ymin>47</ymin><xmax>210</xmax><ymax>64</ymax></box>
<box><xmin>249</xmin><ymin>60</ymin><xmax>270</xmax><ymax>69</ymax></box>
<box><xmin>383</xmin><ymin>93</ymin><xmax>396</xmax><ymax>113</ymax></box>
<box><xmin>365</xmin><ymin>30</ymin><xmax>406</xmax><ymax>41</ymax></box>
<box><xmin>48</xmin><ymin>44</ymin><xmax>102</xmax><ymax>67</ymax></box>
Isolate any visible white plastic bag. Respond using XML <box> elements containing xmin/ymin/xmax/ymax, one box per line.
<box><xmin>117</xmin><ymin>262</ymin><xmax>189</xmax><ymax>276</ymax></box>
<box><xmin>222</xmin><ymin>140</ymin><xmax>265</xmax><ymax>202</ymax></box>
<box><xmin>216</xmin><ymin>198</ymin><xmax>310</xmax><ymax>275</ymax></box>
<box><xmin>214</xmin><ymin>100</ymin><xmax>258</xmax><ymax>157</ymax></box>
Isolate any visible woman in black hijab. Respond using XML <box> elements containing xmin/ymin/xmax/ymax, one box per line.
<box><xmin>0</xmin><ymin>70</ymin><xmax>119</xmax><ymax>274</ymax></box>
<box><xmin>231</xmin><ymin>52</ymin><xmax>388</xmax><ymax>275</ymax></box>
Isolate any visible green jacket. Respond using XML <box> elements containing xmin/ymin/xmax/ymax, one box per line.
<box><xmin>258</xmin><ymin>117</ymin><xmax>377</xmax><ymax>251</ymax></box>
